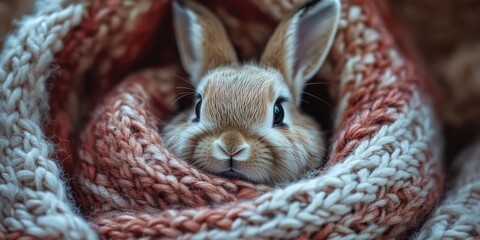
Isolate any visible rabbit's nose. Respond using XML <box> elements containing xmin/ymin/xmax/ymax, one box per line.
<box><xmin>212</xmin><ymin>132</ymin><xmax>250</xmax><ymax>161</ymax></box>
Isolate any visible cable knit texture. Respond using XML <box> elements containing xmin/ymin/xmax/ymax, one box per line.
<box><xmin>0</xmin><ymin>1</ymin><xmax>95</xmax><ymax>239</ymax></box>
<box><xmin>414</xmin><ymin>141</ymin><xmax>480</xmax><ymax>240</ymax></box>
<box><xmin>2</xmin><ymin>0</ymin><xmax>478</xmax><ymax>239</ymax></box>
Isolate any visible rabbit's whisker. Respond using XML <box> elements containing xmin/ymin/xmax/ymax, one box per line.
<box><xmin>172</xmin><ymin>73</ymin><xmax>195</xmax><ymax>88</ymax></box>
<box><xmin>198</xmin><ymin>122</ymin><xmax>217</xmax><ymax>140</ymax></box>
<box><xmin>169</xmin><ymin>93</ymin><xmax>194</xmax><ymax>110</ymax></box>
<box><xmin>304</xmin><ymin>81</ymin><xmax>335</xmax><ymax>86</ymax></box>
<box><xmin>301</xmin><ymin>91</ymin><xmax>331</xmax><ymax>107</ymax></box>
<box><xmin>176</xmin><ymin>86</ymin><xmax>197</xmax><ymax>92</ymax></box>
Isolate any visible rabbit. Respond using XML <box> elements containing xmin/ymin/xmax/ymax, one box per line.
<box><xmin>163</xmin><ymin>0</ymin><xmax>340</xmax><ymax>185</ymax></box>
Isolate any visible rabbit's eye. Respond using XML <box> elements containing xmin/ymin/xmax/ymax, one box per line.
<box><xmin>195</xmin><ymin>99</ymin><xmax>202</xmax><ymax>120</ymax></box>
<box><xmin>273</xmin><ymin>102</ymin><xmax>285</xmax><ymax>127</ymax></box>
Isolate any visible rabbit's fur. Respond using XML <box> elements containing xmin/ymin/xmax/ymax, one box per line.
<box><xmin>163</xmin><ymin>0</ymin><xmax>340</xmax><ymax>185</ymax></box>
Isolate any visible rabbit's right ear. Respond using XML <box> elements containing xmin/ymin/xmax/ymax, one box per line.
<box><xmin>173</xmin><ymin>0</ymin><xmax>238</xmax><ymax>84</ymax></box>
<box><xmin>260</xmin><ymin>0</ymin><xmax>340</xmax><ymax>104</ymax></box>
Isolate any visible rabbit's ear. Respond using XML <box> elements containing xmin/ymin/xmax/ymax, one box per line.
<box><xmin>260</xmin><ymin>0</ymin><xmax>340</xmax><ymax>103</ymax></box>
<box><xmin>173</xmin><ymin>0</ymin><xmax>238</xmax><ymax>84</ymax></box>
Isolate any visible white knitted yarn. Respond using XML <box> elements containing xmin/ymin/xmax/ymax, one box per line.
<box><xmin>414</xmin><ymin>141</ymin><xmax>480</xmax><ymax>240</ymax></box>
<box><xmin>0</xmin><ymin>0</ymin><xmax>95</xmax><ymax>239</ymax></box>
<box><xmin>0</xmin><ymin>0</ymin><xmax>476</xmax><ymax>239</ymax></box>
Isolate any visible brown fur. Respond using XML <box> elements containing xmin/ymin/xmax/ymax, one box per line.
<box><xmin>260</xmin><ymin>17</ymin><xmax>297</xmax><ymax>100</ymax></box>
<box><xmin>163</xmin><ymin>66</ymin><xmax>325</xmax><ymax>185</ymax></box>
<box><xmin>164</xmin><ymin>0</ymin><xmax>340</xmax><ymax>185</ymax></box>
<box><xmin>183</xmin><ymin>1</ymin><xmax>237</xmax><ymax>79</ymax></box>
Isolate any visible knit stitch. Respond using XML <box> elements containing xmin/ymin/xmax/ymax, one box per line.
<box><xmin>71</xmin><ymin>0</ymin><xmax>443</xmax><ymax>239</ymax></box>
<box><xmin>0</xmin><ymin>1</ymin><xmax>94</xmax><ymax>239</ymax></box>
<box><xmin>414</xmin><ymin>141</ymin><xmax>480</xmax><ymax>240</ymax></box>
<box><xmin>4</xmin><ymin>0</ymin><xmax>476</xmax><ymax>239</ymax></box>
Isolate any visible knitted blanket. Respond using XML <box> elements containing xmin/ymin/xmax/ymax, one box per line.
<box><xmin>1</xmin><ymin>0</ymin><xmax>479</xmax><ymax>239</ymax></box>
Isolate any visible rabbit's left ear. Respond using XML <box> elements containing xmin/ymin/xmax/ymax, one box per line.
<box><xmin>172</xmin><ymin>0</ymin><xmax>238</xmax><ymax>84</ymax></box>
<box><xmin>260</xmin><ymin>0</ymin><xmax>341</xmax><ymax>103</ymax></box>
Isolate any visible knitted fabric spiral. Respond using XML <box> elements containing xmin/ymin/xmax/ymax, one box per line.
<box><xmin>1</xmin><ymin>0</ymin><xmax>479</xmax><ymax>239</ymax></box>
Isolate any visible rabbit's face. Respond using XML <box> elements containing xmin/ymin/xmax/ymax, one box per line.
<box><xmin>164</xmin><ymin>0</ymin><xmax>340</xmax><ymax>185</ymax></box>
<box><xmin>163</xmin><ymin>65</ymin><xmax>324</xmax><ymax>184</ymax></box>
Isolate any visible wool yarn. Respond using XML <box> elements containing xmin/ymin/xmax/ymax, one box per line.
<box><xmin>414</xmin><ymin>141</ymin><xmax>480</xmax><ymax>240</ymax></box>
<box><xmin>2</xmin><ymin>0</ymin><xmax>478</xmax><ymax>239</ymax></box>
<box><xmin>0</xmin><ymin>1</ymin><xmax>94</xmax><ymax>239</ymax></box>
<box><xmin>72</xmin><ymin>0</ymin><xmax>444</xmax><ymax>239</ymax></box>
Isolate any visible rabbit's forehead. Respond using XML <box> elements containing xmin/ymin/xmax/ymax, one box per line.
<box><xmin>198</xmin><ymin>66</ymin><xmax>290</xmax><ymax>126</ymax></box>
<box><xmin>199</xmin><ymin>66</ymin><xmax>289</xmax><ymax>99</ymax></box>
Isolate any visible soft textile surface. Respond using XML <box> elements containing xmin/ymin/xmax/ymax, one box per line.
<box><xmin>0</xmin><ymin>2</ymin><xmax>95</xmax><ymax>239</ymax></box>
<box><xmin>0</xmin><ymin>0</ymin><xmax>478</xmax><ymax>239</ymax></box>
<box><xmin>415</xmin><ymin>141</ymin><xmax>480</xmax><ymax>239</ymax></box>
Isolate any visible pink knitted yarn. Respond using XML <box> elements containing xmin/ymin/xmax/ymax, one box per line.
<box><xmin>75</xmin><ymin>68</ymin><xmax>270</xmax><ymax>214</ymax></box>
<box><xmin>48</xmin><ymin>0</ymin><xmax>443</xmax><ymax>239</ymax></box>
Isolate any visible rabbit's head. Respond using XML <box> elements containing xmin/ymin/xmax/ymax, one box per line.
<box><xmin>163</xmin><ymin>0</ymin><xmax>340</xmax><ymax>185</ymax></box>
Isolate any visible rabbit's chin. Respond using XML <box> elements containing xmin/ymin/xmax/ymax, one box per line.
<box><xmin>219</xmin><ymin>169</ymin><xmax>247</xmax><ymax>180</ymax></box>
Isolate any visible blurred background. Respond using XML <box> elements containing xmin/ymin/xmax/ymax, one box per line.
<box><xmin>390</xmin><ymin>0</ymin><xmax>480</xmax><ymax>162</ymax></box>
<box><xmin>0</xmin><ymin>1</ymin><xmax>33</xmax><ymax>48</ymax></box>
<box><xmin>1</xmin><ymin>0</ymin><xmax>480</xmax><ymax>162</ymax></box>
